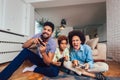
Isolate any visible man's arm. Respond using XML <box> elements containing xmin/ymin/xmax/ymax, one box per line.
<box><xmin>39</xmin><ymin>43</ymin><xmax>55</xmax><ymax>65</ymax></box>
<box><xmin>41</xmin><ymin>51</ymin><xmax>55</xmax><ymax>65</ymax></box>
<box><xmin>22</xmin><ymin>38</ymin><xmax>40</xmax><ymax>48</ymax></box>
<box><xmin>22</xmin><ymin>38</ymin><xmax>34</xmax><ymax>48</ymax></box>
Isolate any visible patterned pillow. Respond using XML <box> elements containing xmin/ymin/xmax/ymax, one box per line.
<box><xmin>86</xmin><ymin>38</ymin><xmax>99</xmax><ymax>50</ymax></box>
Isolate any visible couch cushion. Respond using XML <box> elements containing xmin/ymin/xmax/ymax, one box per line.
<box><xmin>86</xmin><ymin>38</ymin><xmax>99</xmax><ymax>50</ymax></box>
<box><xmin>92</xmin><ymin>49</ymin><xmax>98</xmax><ymax>56</ymax></box>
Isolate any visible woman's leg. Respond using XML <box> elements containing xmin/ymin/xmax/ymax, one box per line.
<box><xmin>64</xmin><ymin>61</ymin><xmax>106</xmax><ymax>80</ymax></box>
<box><xmin>0</xmin><ymin>48</ymin><xmax>43</xmax><ymax>80</ymax></box>
<box><xmin>88</xmin><ymin>62</ymin><xmax>109</xmax><ymax>72</ymax></box>
<box><xmin>63</xmin><ymin>61</ymin><xmax>82</xmax><ymax>75</ymax></box>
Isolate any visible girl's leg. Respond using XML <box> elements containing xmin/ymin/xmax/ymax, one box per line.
<box><xmin>88</xmin><ymin>62</ymin><xmax>109</xmax><ymax>72</ymax></box>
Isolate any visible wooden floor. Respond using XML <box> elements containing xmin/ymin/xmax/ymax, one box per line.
<box><xmin>0</xmin><ymin>61</ymin><xmax>120</xmax><ymax>80</ymax></box>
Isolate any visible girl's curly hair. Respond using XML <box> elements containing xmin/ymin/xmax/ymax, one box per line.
<box><xmin>57</xmin><ymin>35</ymin><xmax>68</xmax><ymax>47</ymax></box>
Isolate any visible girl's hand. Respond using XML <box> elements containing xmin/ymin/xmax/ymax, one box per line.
<box><xmin>56</xmin><ymin>62</ymin><xmax>62</xmax><ymax>66</ymax></box>
<box><xmin>52</xmin><ymin>62</ymin><xmax>61</xmax><ymax>66</ymax></box>
<box><xmin>64</xmin><ymin>56</ymin><xmax>68</xmax><ymax>61</ymax></box>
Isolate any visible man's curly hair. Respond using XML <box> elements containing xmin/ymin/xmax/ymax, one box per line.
<box><xmin>68</xmin><ymin>30</ymin><xmax>85</xmax><ymax>49</ymax></box>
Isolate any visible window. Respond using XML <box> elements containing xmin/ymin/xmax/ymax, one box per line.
<box><xmin>35</xmin><ymin>20</ymin><xmax>43</xmax><ymax>34</ymax></box>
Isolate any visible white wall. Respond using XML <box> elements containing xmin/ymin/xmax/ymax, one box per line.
<box><xmin>107</xmin><ymin>0</ymin><xmax>120</xmax><ymax>62</ymax></box>
<box><xmin>0</xmin><ymin>0</ymin><xmax>35</xmax><ymax>36</ymax></box>
<box><xmin>35</xmin><ymin>3</ymin><xmax>106</xmax><ymax>27</ymax></box>
<box><xmin>60</xmin><ymin>27</ymin><xmax>73</xmax><ymax>36</ymax></box>
<box><xmin>24</xmin><ymin>3</ymin><xmax>35</xmax><ymax>36</ymax></box>
<box><xmin>0</xmin><ymin>0</ymin><xmax>35</xmax><ymax>63</ymax></box>
<box><xmin>2</xmin><ymin>0</ymin><xmax>25</xmax><ymax>34</ymax></box>
<box><xmin>74</xmin><ymin>24</ymin><xmax>107</xmax><ymax>42</ymax></box>
<box><xmin>0</xmin><ymin>0</ymin><xmax>3</xmax><ymax>27</ymax></box>
<box><xmin>98</xmin><ymin>24</ymin><xmax>107</xmax><ymax>42</ymax></box>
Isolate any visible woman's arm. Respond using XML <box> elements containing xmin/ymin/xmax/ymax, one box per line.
<box><xmin>85</xmin><ymin>45</ymin><xmax>94</xmax><ymax>69</ymax></box>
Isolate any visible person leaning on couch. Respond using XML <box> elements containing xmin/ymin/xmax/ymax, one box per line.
<box><xmin>0</xmin><ymin>21</ymin><xmax>59</xmax><ymax>80</ymax></box>
<box><xmin>64</xmin><ymin>30</ymin><xmax>109</xmax><ymax>80</ymax></box>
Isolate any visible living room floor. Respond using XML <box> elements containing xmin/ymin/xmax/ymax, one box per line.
<box><xmin>0</xmin><ymin>61</ymin><xmax>120</xmax><ymax>80</ymax></box>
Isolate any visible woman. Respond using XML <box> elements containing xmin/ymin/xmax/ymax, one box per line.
<box><xmin>64</xmin><ymin>30</ymin><xmax>108</xmax><ymax>80</ymax></box>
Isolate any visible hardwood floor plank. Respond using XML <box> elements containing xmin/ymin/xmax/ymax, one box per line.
<box><xmin>0</xmin><ymin>61</ymin><xmax>120</xmax><ymax>80</ymax></box>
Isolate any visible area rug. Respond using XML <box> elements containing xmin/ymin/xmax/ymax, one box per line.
<box><xmin>43</xmin><ymin>72</ymin><xmax>120</xmax><ymax>80</ymax></box>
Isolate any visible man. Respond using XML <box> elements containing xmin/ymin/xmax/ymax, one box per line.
<box><xmin>0</xmin><ymin>22</ymin><xmax>59</xmax><ymax>80</ymax></box>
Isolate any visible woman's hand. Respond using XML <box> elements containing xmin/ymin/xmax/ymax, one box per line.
<box><xmin>84</xmin><ymin>63</ymin><xmax>90</xmax><ymax>70</ymax></box>
<box><xmin>72</xmin><ymin>60</ymin><xmax>79</xmax><ymax>67</ymax></box>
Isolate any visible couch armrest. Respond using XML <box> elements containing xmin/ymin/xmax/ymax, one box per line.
<box><xmin>93</xmin><ymin>43</ymin><xmax>106</xmax><ymax>61</ymax></box>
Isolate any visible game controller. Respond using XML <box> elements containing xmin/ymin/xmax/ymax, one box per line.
<box><xmin>38</xmin><ymin>38</ymin><xmax>45</xmax><ymax>46</ymax></box>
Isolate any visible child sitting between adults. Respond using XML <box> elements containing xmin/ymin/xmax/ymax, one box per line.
<box><xmin>52</xmin><ymin>35</ymin><xmax>70</xmax><ymax>73</ymax></box>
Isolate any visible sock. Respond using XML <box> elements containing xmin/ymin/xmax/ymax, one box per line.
<box><xmin>22</xmin><ymin>65</ymin><xmax>37</xmax><ymax>73</ymax></box>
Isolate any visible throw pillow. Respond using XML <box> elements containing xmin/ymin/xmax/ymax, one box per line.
<box><xmin>85</xmin><ymin>35</ymin><xmax>90</xmax><ymax>43</ymax></box>
<box><xmin>86</xmin><ymin>38</ymin><xmax>99</xmax><ymax>50</ymax></box>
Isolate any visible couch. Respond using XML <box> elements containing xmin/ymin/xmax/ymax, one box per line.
<box><xmin>85</xmin><ymin>35</ymin><xmax>106</xmax><ymax>61</ymax></box>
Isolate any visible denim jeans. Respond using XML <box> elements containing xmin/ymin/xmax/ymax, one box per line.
<box><xmin>0</xmin><ymin>48</ymin><xmax>59</xmax><ymax>80</ymax></box>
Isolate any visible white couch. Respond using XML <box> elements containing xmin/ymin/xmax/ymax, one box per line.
<box><xmin>85</xmin><ymin>35</ymin><xmax>106</xmax><ymax>61</ymax></box>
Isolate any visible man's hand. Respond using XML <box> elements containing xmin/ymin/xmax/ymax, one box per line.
<box><xmin>22</xmin><ymin>38</ymin><xmax>40</xmax><ymax>49</ymax></box>
<box><xmin>32</xmin><ymin>38</ymin><xmax>41</xmax><ymax>45</ymax></box>
<box><xmin>39</xmin><ymin>42</ymin><xmax>47</xmax><ymax>55</ymax></box>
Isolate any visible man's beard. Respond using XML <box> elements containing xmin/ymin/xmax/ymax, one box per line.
<box><xmin>41</xmin><ymin>33</ymin><xmax>49</xmax><ymax>40</ymax></box>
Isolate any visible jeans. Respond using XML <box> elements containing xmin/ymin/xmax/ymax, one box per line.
<box><xmin>0</xmin><ymin>48</ymin><xmax>59</xmax><ymax>80</ymax></box>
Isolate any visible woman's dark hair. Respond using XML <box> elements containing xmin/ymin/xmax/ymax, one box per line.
<box><xmin>43</xmin><ymin>21</ymin><xmax>54</xmax><ymax>32</ymax></box>
<box><xmin>57</xmin><ymin>35</ymin><xmax>68</xmax><ymax>47</ymax></box>
<box><xmin>68</xmin><ymin>30</ymin><xmax>85</xmax><ymax>49</ymax></box>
